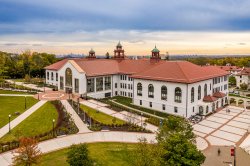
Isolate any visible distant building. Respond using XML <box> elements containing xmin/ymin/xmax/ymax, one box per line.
<box><xmin>45</xmin><ymin>42</ymin><xmax>229</xmax><ymax>118</ymax></box>
<box><xmin>235</xmin><ymin>67</ymin><xmax>250</xmax><ymax>89</ymax></box>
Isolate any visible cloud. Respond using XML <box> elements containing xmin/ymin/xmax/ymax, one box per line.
<box><xmin>0</xmin><ymin>0</ymin><xmax>250</xmax><ymax>35</ymax></box>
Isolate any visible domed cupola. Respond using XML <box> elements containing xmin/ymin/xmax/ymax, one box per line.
<box><xmin>151</xmin><ymin>45</ymin><xmax>160</xmax><ymax>59</ymax></box>
<box><xmin>114</xmin><ymin>41</ymin><xmax>125</xmax><ymax>59</ymax></box>
<box><xmin>87</xmin><ymin>48</ymin><xmax>96</xmax><ymax>58</ymax></box>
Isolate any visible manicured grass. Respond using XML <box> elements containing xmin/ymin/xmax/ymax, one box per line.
<box><xmin>0</xmin><ymin>96</ymin><xmax>38</xmax><ymax>128</ymax></box>
<box><xmin>112</xmin><ymin>96</ymin><xmax>169</xmax><ymax>118</ymax></box>
<box><xmin>0</xmin><ymin>90</ymin><xmax>32</xmax><ymax>95</ymax></box>
<box><xmin>0</xmin><ymin>101</ymin><xmax>58</xmax><ymax>143</ymax></box>
<box><xmin>40</xmin><ymin>142</ymin><xmax>137</xmax><ymax>166</ymax></box>
<box><xmin>80</xmin><ymin>104</ymin><xmax>126</xmax><ymax>125</ymax></box>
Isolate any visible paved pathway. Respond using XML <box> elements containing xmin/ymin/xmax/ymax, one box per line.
<box><xmin>0</xmin><ymin>131</ymin><xmax>155</xmax><ymax>165</ymax></box>
<box><xmin>0</xmin><ymin>100</ymin><xmax>47</xmax><ymax>138</ymax></box>
<box><xmin>193</xmin><ymin>106</ymin><xmax>250</xmax><ymax>146</ymax></box>
<box><xmin>6</xmin><ymin>80</ymin><xmax>52</xmax><ymax>92</ymax></box>
<box><xmin>81</xmin><ymin>100</ymin><xmax>158</xmax><ymax>132</ymax></box>
<box><xmin>61</xmin><ymin>100</ymin><xmax>91</xmax><ymax>133</ymax></box>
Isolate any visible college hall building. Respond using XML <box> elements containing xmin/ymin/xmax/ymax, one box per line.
<box><xmin>45</xmin><ymin>42</ymin><xmax>229</xmax><ymax>118</ymax></box>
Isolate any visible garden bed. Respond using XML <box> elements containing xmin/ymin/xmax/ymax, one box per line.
<box><xmin>69</xmin><ymin>100</ymin><xmax>151</xmax><ymax>133</ymax></box>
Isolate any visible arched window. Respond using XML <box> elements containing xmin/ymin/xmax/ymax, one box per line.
<box><xmin>161</xmin><ymin>86</ymin><xmax>167</xmax><ymax>100</ymax></box>
<box><xmin>198</xmin><ymin>85</ymin><xmax>201</xmax><ymax>100</ymax></box>
<box><xmin>137</xmin><ymin>83</ymin><xmax>142</xmax><ymax>96</ymax></box>
<box><xmin>204</xmin><ymin>84</ymin><xmax>207</xmax><ymax>96</ymax></box>
<box><xmin>206</xmin><ymin>106</ymin><xmax>209</xmax><ymax>113</ymax></box>
<box><xmin>148</xmin><ymin>84</ymin><xmax>154</xmax><ymax>98</ymax></box>
<box><xmin>65</xmin><ymin>68</ymin><xmax>72</xmax><ymax>87</ymax></box>
<box><xmin>191</xmin><ymin>87</ymin><xmax>194</xmax><ymax>103</ymax></box>
<box><xmin>175</xmin><ymin>87</ymin><xmax>182</xmax><ymax>103</ymax></box>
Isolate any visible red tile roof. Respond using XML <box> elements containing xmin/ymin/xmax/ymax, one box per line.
<box><xmin>45</xmin><ymin>59</ymin><xmax>229</xmax><ymax>83</ymax></box>
<box><xmin>131</xmin><ymin>61</ymin><xmax>229</xmax><ymax>83</ymax></box>
<box><xmin>236</xmin><ymin>67</ymin><xmax>250</xmax><ymax>76</ymax></box>
<box><xmin>203</xmin><ymin>95</ymin><xmax>218</xmax><ymax>102</ymax></box>
<box><xmin>218</xmin><ymin>66</ymin><xmax>242</xmax><ymax>71</ymax></box>
<box><xmin>44</xmin><ymin>58</ymin><xmax>74</xmax><ymax>70</ymax></box>
<box><xmin>213</xmin><ymin>92</ymin><xmax>226</xmax><ymax>98</ymax></box>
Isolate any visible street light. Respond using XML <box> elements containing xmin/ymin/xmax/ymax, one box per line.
<box><xmin>25</xmin><ymin>96</ymin><xmax>27</xmax><ymax>109</ymax></box>
<box><xmin>8</xmin><ymin>114</ymin><xmax>11</xmax><ymax>133</ymax></box>
<box><xmin>141</xmin><ymin>112</ymin><xmax>143</xmax><ymax>127</ymax></box>
<box><xmin>52</xmin><ymin>119</ymin><xmax>55</xmax><ymax>137</ymax></box>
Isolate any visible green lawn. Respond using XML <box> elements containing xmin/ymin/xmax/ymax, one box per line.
<box><xmin>80</xmin><ymin>104</ymin><xmax>126</xmax><ymax>125</ymax></box>
<box><xmin>0</xmin><ymin>96</ymin><xmax>38</xmax><ymax>128</ymax></box>
<box><xmin>40</xmin><ymin>142</ymin><xmax>137</xmax><ymax>166</ymax></box>
<box><xmin>0</xmin><ymin>101</ymin><xmax>58</xmax><ymax>143</ymax></box>
<box><xmin>0</xmin><ymin>90</ymin><xmax>32</xmax><ymax>95</ymax></box>
<box><xmin>111</xmin><ymin>96</ymin><xmax>169</xmax><ymax>118</ymax></box>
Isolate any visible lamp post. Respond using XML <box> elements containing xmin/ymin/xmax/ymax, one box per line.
<box><xmin>9</xmin><ymin>114</ymin><xmax>11</xmax><ymax>133</ymax></box>
<box><xmin>77</xmin><ymin>97</ymin><xmax>80</xmax><ymax>114</ymax></box>
<box><xmin>141</xmin><ymin>112</ymin><xmax>143</xmax><ymax>127</ymax></box>
<box><xmin>25</xmin><ymin>96</ymin><xmax>27</xmax><ymax>109</ymax></box>
<box><xmin>52</xmin><ymin>119</ymin><xmax>55</xmax><ymax>137</ymax></box>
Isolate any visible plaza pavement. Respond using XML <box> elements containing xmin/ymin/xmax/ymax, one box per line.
<box><xmin>61</xmin><ymin>100</ymin><xmax>91</xmax><ymax>133</ymax></box>
<box><xmin>0</xmin><ymin>100</ymin><xmax>47</xmax><ymax>138</ymax></box>
<box><xmin>193</xmin><ymin>106</ymin><xmax>250</xmax><ymax>146</ymax></box>
<box><xmin>0</xmin><ymin>131</ymin><xmax>155</xmax><ymax>166</ymax></box>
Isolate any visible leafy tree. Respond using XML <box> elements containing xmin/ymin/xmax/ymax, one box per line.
<box><xmin>156</xmin><ymin>116</ymin><xmax>205</xmax><ymax>166</ymax></box>
<box><xmin>240</xmin><ymin>83</ymin><xmax>248</xmax><ymax>90</ymax></box>
<box><xmin>132</xmin><ymin>138</ymin><xmax>162</xmax><ymax>166</ymax></box>
<box><xmin>229</xmin><ymin>76</ymin><xmax>236</xmax><ymax>85</ymax></box>
<box><xmin>157</xmin><ymin>116</ymin><xmax>195</xmax><ymax>142</ymax></box>
<box><xmin>67</xmin><ymin>144</ymin><xmax>93</xmax><ymax>166</ymax></box>
<box><xmin>160</xmin><ymin>133</ymin><xmax>205</xmax><ymax>166</ymax></box>
<box><xmin>12</xmin><ymin>137</ymin><xmax>42</xmax><ymax>166</ymax></box>
<box><xmin>106</xmin><ymin>52</ymin><xmax>110</xmax><ymax>59</ymax></box>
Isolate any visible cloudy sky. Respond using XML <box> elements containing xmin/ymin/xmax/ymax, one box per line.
<box><xmin>0</xmin><ymin>0</ymin><xmax>250</xmax><ymax>55</ymax></box>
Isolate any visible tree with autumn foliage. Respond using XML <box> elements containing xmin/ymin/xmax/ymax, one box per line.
<box><xmin>12</xmin><ymin>137</ymin><xmax>42</xmax><ymax>166</ymax></box>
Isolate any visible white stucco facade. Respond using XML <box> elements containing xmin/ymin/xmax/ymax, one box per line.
<box><xmin>45</xmin><ymin>60</ymin><xmax>229</xmax><ymax>118</ymax></box>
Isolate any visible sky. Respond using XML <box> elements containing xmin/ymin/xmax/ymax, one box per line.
<box><xmin>0</xmin><ymin>0</ymin><xmax>250</xmax><ymax>56</ymax></box>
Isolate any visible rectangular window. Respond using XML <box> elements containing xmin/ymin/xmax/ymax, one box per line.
<box><xmin>149</xmin><ymin>102</ymin><xmax>152</xmax><ymax>108</ymax></box>
<box><xmin>193</xmin><ymin>107</ymin><xmax>194</xmax><ymax>112</ymax></box>
<box><xmin>60</xmin><ymin>76</ymin><xmax>64</xmax><ymax>90</ymax></box>
<box><xmin>47</xmin><ymin>72</ymin><xmax>49</xmax><ymax>80</ymax></box>
<box><xmin>51</xmin><ymin>72</ymin><xmax>54</xmax><ymax>81</ymax></box>
<box><xmin>96</xmin><ymin>77</ymin><xmax>103</xmax><ymax>91</ymax></box>
<box><xmin>120</xmin><ymin>75</ymin><xmax>122</xmax><ymax>80</ymax></box>
<box><xmin>120</xmin><ymin>83</ymin><xmax>122</xmax><ymax>88</ymax></box>
<box><xmin>115</xmin><ymin>91</ymin><xmax>118</xmax><ymax>96</ymax></box>
<box><xmin>125</xmin><ymin>84</ymin><xmax>127</xmax><ymax>89</ymax></box>
<box><xmin>140</xmin><ymin>100</ymin><xmax>142</xmax><ymax>105</ymax></box>
<box><xmin>75</xmin><ymin>78</ymin><xmax>79</xmax><ymax>93</ymax></box>
<box><xmin>56</xmin><ymin>73</ymin><xmax>58</xmax><ymax>81</ymax></box>
<box><xmin>162</xmin><ymin>104</ymin><xmax>165</xmax><ymax>110</ymax></box>
<box><xmin>174</xmin><ymin>107</ymin><xmax>178</xmax><ymax>113</ymax></box>
<box><xmin>115</xmin><ymin>83</ymin><xmax>117</xmax><ymax>88</ymax></box>
<box><xmin>87</xmin><ymin>78</ymin><xmax>95</xmax><ymax>93</ymax></box>
<box><xmin>105</xmin><ymin>76</ymin><xmax>111</xmax><ymax>90</ymax></box>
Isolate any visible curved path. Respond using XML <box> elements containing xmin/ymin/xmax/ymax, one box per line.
<box><xmin>0</xmin><ymin>131</ymin><xmax>155</xmax><ymax>165</ymax></box>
